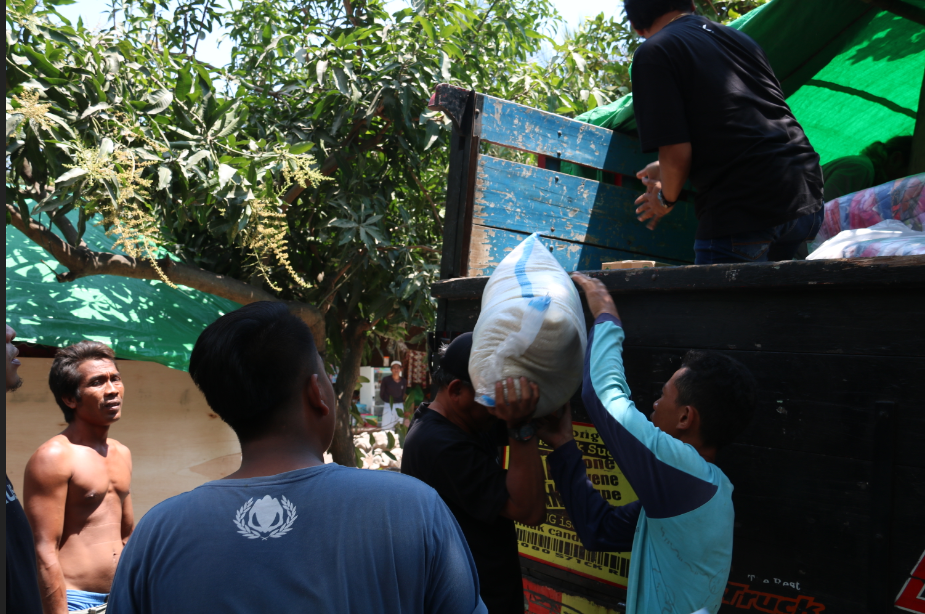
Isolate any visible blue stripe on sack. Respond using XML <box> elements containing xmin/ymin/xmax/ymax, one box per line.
<box><xmin>529</xmin><ymin>296</ymin><xmax>551</xmax><ymax>312</ymax></box>
<box><xmin>515</xmin><ymin>234</ymin><xmax>537</xmax><ymax>298</ymax></box>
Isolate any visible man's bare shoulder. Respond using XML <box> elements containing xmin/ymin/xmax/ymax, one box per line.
<box><xmin>25</xmin><ymin>435</ymin><xmax>75</xmax><ymax>481</ymax></box>
<box><xmin>108</xmin><ymin>439</ymin><xmax>132</xmax><ymax>461</ymax></box>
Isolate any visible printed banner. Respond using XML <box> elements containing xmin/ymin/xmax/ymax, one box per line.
<box><xmin>511</xmin><ymin>422</ymin><xmax>637</xmax><ymax>587</ymax></box>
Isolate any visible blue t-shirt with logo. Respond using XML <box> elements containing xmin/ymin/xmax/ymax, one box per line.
<box><xmin>108</xmin><ymin>464</ymin><xmax>488</xmax><ymax>614</ymax></box>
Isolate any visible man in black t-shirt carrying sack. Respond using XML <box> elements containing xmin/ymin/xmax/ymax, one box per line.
<box><xmin>401</xmin><ymin>333</ymin><xmax>546</xmax><ymax>613</ymax></box>
<box><xmin>627</xmin><ymin>0</ymin><xmax>825</xmax><ymax>264</ymax></box>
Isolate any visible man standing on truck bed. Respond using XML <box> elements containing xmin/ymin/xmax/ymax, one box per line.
<box><xmin>628</xmin><ymin>0</ymin><xmax>824</xmax><ymax>264</ymax></box>
<box><xmin>402</xmin><ymin>333</ymin><xmax>546</xmax><ymax>613</ymax></box>
<box><xmin>535</xmin><ymin>273</ymin><xmax>758</xmax><ymax>614</ymax></box>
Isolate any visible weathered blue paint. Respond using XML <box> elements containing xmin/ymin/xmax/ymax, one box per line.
<box><xmin>467</xmin><ymin>225</ymin><xmax>692</xmax><ymax>277</ymax></box>
<box><xmin>479</xmin><ymin>95</ymin><xmax>655</xmax><ymax>177</ymax></box>
<box><xmin>472</xmin><ymin>156</ymin><xmax>697</xmax><ymax>266</ymax></box>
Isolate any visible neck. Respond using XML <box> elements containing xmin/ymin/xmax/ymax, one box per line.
<box><xmin>643</xmin><ymin>10</ymin><xmax>689</xmax><ymax>38</ymax></box>
<box><xmin>63</xmin><ymin>420</ymin><xmax>111</xmax><ymax>450</ymax></box>
<box><xmin>228</xmin><ymin>432</ymin><xmax>326</xmax><ymax>480</ymax></box>
<box><xmin>428</xmin><ymin>395</ymin><xmax>476</xmax><ymax>434</ymax></box>
<box><xmin>681</xmin><ymin>435</ymin><xmax>717</xmax><ymax>463</ymax></box>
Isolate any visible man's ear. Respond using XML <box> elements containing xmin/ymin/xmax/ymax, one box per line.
<box><xmin>676</xmin><ymin>404</ymin><xmax>696</xmax><ymax>433</ymax></box>
<box><xmin>447</xmin><ymin>379</ymin><xmax>464</xmax><ymax>397</ymax></box>
<box><xmin>304</xmin><ymin>374</ymin><xmax>330</xmax><ymax>417</ymax></box>
<box><xmin>63</xmin><ymin>396</ymin><xmax>78</xmax><ymax>410</ymax></box>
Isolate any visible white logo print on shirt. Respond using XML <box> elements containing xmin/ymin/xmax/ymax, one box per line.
<box><xmin>234</xmin><ymin>495</ymin><xmax>298</xmax><ymax>540</ymax></box>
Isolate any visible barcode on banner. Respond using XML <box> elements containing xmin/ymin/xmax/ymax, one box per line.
<box><xmin>517</xmin><ymin>528</ymin><xmax>630</xmax><ymax>577</ymax></box>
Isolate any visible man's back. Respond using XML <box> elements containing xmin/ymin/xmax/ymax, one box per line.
<box><xmin>632</xmin><ymin>14</ymin><xmax>823</xmax><ymax>238</ymax></box>
<box><xmin>107</xmin><ymin>463</ymin><xmax>486</xmax><ymax>614</ymax></box>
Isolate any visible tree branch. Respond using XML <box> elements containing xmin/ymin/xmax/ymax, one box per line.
<box><xmin>6</xmin><ymin>203</ymin><xmax>326</xmax><ymax>347</ymax></box>
<box><xmin>407</xmin><ymin>166</ymin><xmax>443</xmax><ymax>232</ymax></box>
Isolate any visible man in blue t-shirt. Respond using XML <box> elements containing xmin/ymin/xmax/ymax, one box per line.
<box><xmin>536</xmin><ymin>273</ymin><xmax>757</xmax><ymax>614</ymax></box>
<box><xmin>107</xmin><ymin>302</ymin><xmax>487</xmax><ymax>614</ymax></box>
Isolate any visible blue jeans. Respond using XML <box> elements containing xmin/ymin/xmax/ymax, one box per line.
<box><xmin>694</xmin><ymin>208</ymin><xmax>824</xmax><ymax>265</ymax></box>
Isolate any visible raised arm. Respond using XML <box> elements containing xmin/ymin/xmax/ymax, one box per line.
<box><xmin>23</xmin><ymin>441</ymin><xmax>73</xmax><ymax>614</ymax></box>
<box><xmin>491</xmin><ymin>377</ymin><xmax>546</xmax><ymax>526</ymax></box>
<box><xmin>570</xmin><ymin>274</ymin><xmax>718</xmax><ymax>518</ymax></box>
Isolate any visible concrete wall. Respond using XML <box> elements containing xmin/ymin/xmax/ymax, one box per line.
<box><xmin>6</xmin><ymin>358</ymin><xmax>241</xmax><ymax>519</ymax></box>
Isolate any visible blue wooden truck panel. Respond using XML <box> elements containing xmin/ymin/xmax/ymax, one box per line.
<box><xmin>469</xmin><ymin>156</ymin><xmax>697</xmax><ymax>275</ymax></box>
<box><xmin>467</xmin><ymin>94</ymin><xmax>697</xmax><ymax>276</ymax></box>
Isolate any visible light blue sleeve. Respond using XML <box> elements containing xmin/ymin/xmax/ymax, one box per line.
<box><xmin>425</xmin><ymin>494</ymin><xmax>489</xmax><ymax>614</ymax></box>
<box><xmin>583</xmin><ymin>315</ymin><xmax>719</xmax><ymax>519</ymax></box>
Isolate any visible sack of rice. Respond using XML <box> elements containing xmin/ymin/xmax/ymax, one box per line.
<box><xmin>468</xmin><ymin>233</ymin><xmax>587</xmax><ymax>417</ymax></box>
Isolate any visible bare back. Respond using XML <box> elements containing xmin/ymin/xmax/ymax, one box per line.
<box><xmin>24</xmin><ymin>433</ymin><xmax>133</xmax><ymax>599</ymax></box>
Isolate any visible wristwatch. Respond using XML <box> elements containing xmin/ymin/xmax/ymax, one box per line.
<box><xmin>657</xmin><ymin>189</ymin><xmax>677</xmax><ymax>210</ymax></box>
<box><xmin>508</xmin><ymin>421</ymin><xmax>537</xmax><ymax>442</ymax></box>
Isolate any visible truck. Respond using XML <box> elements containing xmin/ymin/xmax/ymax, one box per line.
<box><xmin>426</xmin><ymin>0</ymin><xmax>925</xmax><ymax>611</ymax></box>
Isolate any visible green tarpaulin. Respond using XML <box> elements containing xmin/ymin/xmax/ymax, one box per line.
<box><xmin>577</xmin><ymin>0</ymin><xmax>925</xmax><ymax>165</ymax></box>
<box><xmin>6</xmin><ymin>214</ymin><xmax>240</xmax><ymax>371</ymax></box>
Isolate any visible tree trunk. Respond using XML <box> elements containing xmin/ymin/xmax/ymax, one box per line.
<box><xmin>328</xmin><ymin>318</ymin><xmax>371</xmax><ymax>466</ymax></box>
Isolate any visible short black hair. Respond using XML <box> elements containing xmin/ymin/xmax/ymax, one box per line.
<box><xmin>49</xmin><ymin>341</ymin><xmax>117</xmax><ymax>422</ymax></box>
<box><xmin>432</xmin><ymin>333</ymin><xmax>473</xmax><ymax>389</ymax></box>
<box><xmin>189</xmin><ymin>301</ymin><xmax>320</xmax><ymax>443</ymax></box>
<box><xmin>624</xmin><ymin>0</ymin><xmax>693</xmax><ymax>32</ymax></box>
<box><xmin>674</xmin><ymin>350</ymin><xmax>757</xmax><ymax>449</ymax></box>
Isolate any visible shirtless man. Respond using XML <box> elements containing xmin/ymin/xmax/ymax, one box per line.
<box><xmin>24</xmin><ymin>341</ymin><xmax>133</xmax><ymax>614</ymax></box>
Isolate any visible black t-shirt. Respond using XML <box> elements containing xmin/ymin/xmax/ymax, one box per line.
<box><xmin>6</xmin><ymin>476</ymin><xmax>43</xmax><ymax>614</ymax></box>
<box><xmin>632</xmin><ymin>14</ymin><xmax>823</xmax><ymax>239</ymax></box>
<box><xmin>401</xmin><ymin>404</ymin><xmax>522</xmax><ymax>614</ymax></box>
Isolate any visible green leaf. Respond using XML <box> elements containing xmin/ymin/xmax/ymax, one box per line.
<box><xmin>156</xmin><ymin>166</ymin><xmax>172</xmax><ymax>191</ymax></box>
<box><xmin>7</xmin><ymin>114</ymin><xmax>25</xmax><ymax>139</ymax></box>
<box><xmin>328</xmin><ymin>219</ymin><xmax>358</xmax><ymax>228</ymax></box>
<box><xmin>53</xmin><ymin>167</ymin><xmax>87</xmax><ymax>188</ymax></box>
<box><xmin>175</xmin><ymin>67</ymin><xmax>193</xmax><ymax>101</ymax></box>
<box><xmin>288</xmin><ymin>142</ymin><xmax>315</xmax><ymax>155</ymax></box>
<box><xmin>79</xmin><ymin>102</ymin><xmax>111</xmax><ymax>119</ymax></box>
<box><xmin>423</xmin><ymin>120</ymin><xmax>441</xmax><ymax>151</ymax></box>
<box><xmin>143</xmin><ymin>89</ymin><xmax>174</xmax><ymax>115</ymax></box>
<box><xmin>217</xmin><ymin>164</ymin><xmax>238</xmax><ymax>189</ymax></box>
<box><xmin>415</xmin><ymin>15</ymin><xmax>435</xmax><ymax>41</ymax></box>
<box><xmin>332</xmin><ymin>67</ymin><xmax>349</xmax><ymax>96</ymax></box>
<box><xmin>571</xmin><ymin>51</ymin><xmax>587</xmax><ymax>73</ymax></box>
<box><xmin>21</xmin><ymin>46</ymin><xmax>63</xmax><ymax>78</ymax></box>
<box><xmin>440</xmin><ymin>51</ymin><xmax>451</xmax><ymax>81</ymax></box>
<box><xmin>316</xmin><ymin>60</ymin><xmax>328</xmax><ymax>86</ymax></box>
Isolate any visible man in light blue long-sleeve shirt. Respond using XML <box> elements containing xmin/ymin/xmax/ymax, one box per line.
<box><xmin>537</xmin><ymin>273</ymin><xmax>757</xmax><ymax>614</ymax></box>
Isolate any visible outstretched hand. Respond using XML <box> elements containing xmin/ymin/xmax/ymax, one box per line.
<box><xmin>570</xmin><ymin>273</ymin><xmax>620</xmax><ymax>320</ymax></box>
<box><xmin>491</xmin><ymin>377</ymin><xmax>539</xmax><ymax>428</ymax></box>
<box><xmin>536</xmin><ymin>404</ymin><xmax>574</xmax><ymax>450</ymax></box>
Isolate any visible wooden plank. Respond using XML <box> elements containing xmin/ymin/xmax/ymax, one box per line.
<box><xmin>467</xmin><ymin>225</ymin><xmax>693</xmax><ymax>277</ymax></box>
<box><xmin>479</xmin><ymin>94</ymin><xmax>656</xmax><ymax>177</ymax></box>
<box><xmin>432</xmin><ymin>254</ymin><xmax>925</xmax><ymax>300</ymax></box>
<box><xmin>472</xmin><ymin>156</ymin><xmax>697</xmax><ymax>267</ymax></box>
<box><xmin>438</xmin><ymin>88</ymin><xmax>479</xmax><ymax>281</ymax></box>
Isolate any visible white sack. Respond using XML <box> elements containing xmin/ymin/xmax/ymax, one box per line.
<box><xmin>806</xmin><ymin>219</ymin><xmax>925</xmax><ymax>259</ymax></box>
<box><xmin>469</xmin><ymin>233</ymin><xmax>587</xmax><ymax>418</ymax></box>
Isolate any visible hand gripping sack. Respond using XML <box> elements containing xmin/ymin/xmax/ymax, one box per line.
<box><xmin>468</xmin><ymin>233</ymin><xmax>587</xmax><ymax>417</ymax></box>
